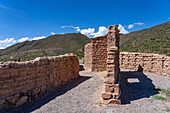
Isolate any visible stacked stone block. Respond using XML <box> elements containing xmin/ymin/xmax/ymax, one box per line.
<box><xmin>0</xmin><ymin>53</ymin><xmax>79</xmax><ymax>111</ymax></box>
<box><xmin>120</xmin><ymin>52</ymin><xmax>170</xmax><ymax>76</ymax></box>
<box><xmin>84</xmin><ymin>43</ymin><xmax>92</xmax><ymax>69</ymax></box>
<box><xmin>91</xmin><ymin>36</ymin><xmax>107</xmax><ymax>72</ymax></box>
<box><xmin>102</xmin><ymin>25</ymin><xmax>121</xmax><ymax>104</ymax></box>
<box><xmin>84</xmin><ymin>44</ymin><xmax>170</xmax><ymax>76</ymax></box>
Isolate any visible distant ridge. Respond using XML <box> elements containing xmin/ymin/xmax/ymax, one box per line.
<box><xmin>0</xmin><ymin>33</ymin><xmax>91</xmax><ymax>61</ymax></box>
<box><xmin>0</xmin><ymin>22</ymin><xmax>169</xmax><ymax>61</ymax></box>
<box><xmin>120</xmin><ymin>21</ymin><xmax>170</xmax><ymax>56</ymax></box>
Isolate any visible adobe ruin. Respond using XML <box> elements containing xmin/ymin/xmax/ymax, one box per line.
<box><xmin>0</xmin><ymin>54</ymin><xmax>79</xmax><ymax>111</ymax></box>
<box><xmin>84</xmin><ymin>25</ymin><xmax>170</xmax><ymax>104</ymax></box>
<box><xmin>85</xmin><ymin>25</ymin><xmax>121</xmax><ymax>104</ymax></box>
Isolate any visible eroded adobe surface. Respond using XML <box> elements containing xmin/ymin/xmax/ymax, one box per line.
<box><xmin>84</xmin><ymin>25</ymin><xmax>170</xmax><ymax>105</ymax></box>
<box><xmin>91</xmin><ymin>36</ymin><xmax>107</xmax><ymax>72</ymax></box>
<box><xmin>84</xmin><ymin>44</ymin><xmax>170</xmax><ymax>76</ymax></box>
<box><xmin>84</xmin><ymin>43</ymin><xmax>92</xmax><ymax>69</ymax></box>
<box><xmin>102</xmin><ymin>25</ymin><xmax>121</xmax><ymax>104</ymax></box>
<box><xmin>120</xmin><ymin>52</ymin><xmax>170</xmax><ymax>76</ymax></box>
<box><xmin>0</xmin><ymin>53</ymin><xmax>79</xmax><ymax>111</ymax></box>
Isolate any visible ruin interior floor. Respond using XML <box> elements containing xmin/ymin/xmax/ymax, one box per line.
<box><xmin>9</xmin><ymin>69</ymin><xmax>170</xmax><ymax>113</ymax></box>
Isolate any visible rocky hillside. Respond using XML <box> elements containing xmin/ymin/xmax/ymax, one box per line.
<box><xmin>0</xmin><ymin>33</ymin><xmax>91</xmax><ymax>61</ymax></box>
<box><xmin>120</xmin><ymin>21</ymin><xmax>170</xmax><ymax>56</ymax></box>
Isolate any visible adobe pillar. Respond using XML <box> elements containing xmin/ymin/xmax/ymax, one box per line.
<box><xmin>102</xmin><ymin>25</ymin><xmax>121</xmax><ymax>104</ymax></box>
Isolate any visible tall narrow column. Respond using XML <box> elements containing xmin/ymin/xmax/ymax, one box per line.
<box><xmin>102</xmin><ymin>25</ymin><xmax>121</xmax><ymax>104</ymax></box>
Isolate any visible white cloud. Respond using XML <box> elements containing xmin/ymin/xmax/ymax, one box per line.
<box><xmin>0</xmin><ymin>38</ymin><xmax>17</xmax><ymax>49</ymax></box>
<box><xmin>61</xmin><ymin>25</ymin><xmax>67</xmax><ymax>28</ymax></box>
<box><xmin>91</xmin><ymin>26</ymin><xmax>108</xmax><ymax>37</ymax></box>
<box><xmin>62</xmin><ymin>24</ymin><xmax>129</xmax><ymax>36</ymax></box>
<box><xmin>79</xmin><ymin>28</ymin><xmax>95</xmax><ymax>37</ymax></box>
<box><xmin>61</xmin><ymin>25</ymin><xmax>80</xmax><ymax>32</ymax></box>
<box><xmin>0</xmin><ymin>4</ymin><xmax>23</xmax><ymax>13</ymax></box>
<box><xmin>7</xmin><ymin>44</ymin><xmax>12</xmax><ymax>47</ymax></box>
<box><xmin>127</xmin><ymin>22</ymin><xmax>144</xmax><ymax>29</ymax></box>
<box><xmin>0</xmin><ymin>36</ymin><xmax>46</xmax><ymax>49</ymax></box>
<box><xmin>33</xmin><ymin>36</ymin><xmax>46</xmax><ymax>40</ymax></box>
<box><xmin>134</xmin><ymin>22</ymin><xmax>144</xmax><ymax>26</ymax></box>
<box><xmin>128</xmin><ymin>24</ymin><xmax>134</xmax><ymax>29</ymax></box>
<box><xmin>51</xmin><ymin>32</ymin><xmax>55</xmax><ymax>35</ymax></box>
<box><xmin>0</xmin><ymin>45</ymin><xmax>5</xmax><ymax>49</ymax></box>
<box><xmin>0</xmin><ymin>38</ymin><xmax>16</xmax><ymax>44</ymax></box>
<box><xmin>18</xmin><ymin>37</ymin><xmax>29</xmax><ymax>42</ymax></box>
<box><xmin>118</xmin><ymin>24</ymin><xmax>129</xmax><ymax>34</ymax></box>
<box><xmin>62</xmin><ymin>25</ymin><xmax>108</xmax><ymax>37</ymax></box>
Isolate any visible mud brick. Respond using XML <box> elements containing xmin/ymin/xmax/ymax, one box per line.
<box><xmin>105</xmin><ymin>84</ymin><xmax>114</xmax><ymax>93</ymax></box>
<box><xmin>16</xmin><ymin>96</ymin><xmax>28</xmax><ymax>107</ymax></box>
<box><xmin>102</xmin><ymin>93</ymin><xmax>112</xmax><ymax>100</ymax></box>
<box><xmin>108</xmin><ymin>99</ymin><xmax>121</xmax><ymax>105</ymax></box>
<box><xmin>105</xmin><ymin>78</ymin><xmax>115</xmax><ymax>84</ymax></box>
<box><xmin>0</xmin><ymin>99</ymin><xmax>7</xmax><ymax>106</ymax></box>
<box><xmin>6</xmin><ymin>94</ymin><xmax>20</xmax><ymax>105</ymax></box>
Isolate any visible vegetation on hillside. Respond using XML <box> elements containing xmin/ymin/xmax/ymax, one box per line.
<box><xmin>0</xmin><ymin>21</ymin><xmax>169</xmax><ymax>62</ymax></box>
<box><xmin>0</xmin><ymin>33</ymin><xmax>91</xmax><ymax>61</ymax></box>
<box><xmin>120</xmin><ymin>21</ymin><xmax>170</xmax><ymax>56</ymax></box>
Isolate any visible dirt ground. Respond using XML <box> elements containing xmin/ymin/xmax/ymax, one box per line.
<box><xmin>9</xmin><ymin>69</ymin><xmax>170</xmax><ymax>113</ymax></box>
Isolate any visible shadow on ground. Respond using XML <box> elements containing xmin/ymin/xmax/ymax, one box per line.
<box><xmin>120</xmin><ymin>70</ymin><xmax>160</xmax><ymax>104</ymax></box>
<box><xmin>8</xmin><ymin>76</ymin><xmax>91</xmax><ymax>113</ymax></box>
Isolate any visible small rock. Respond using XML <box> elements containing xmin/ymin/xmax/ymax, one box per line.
<box><xmin>102</xmin><ymin>93</ymin><xmax>112</xmax><ymax>100</ymax></box>
<box><xmin>6</xmin><ymin>94</ymin><xmax>20</xmax><ymax>105</ymax></box>
<box><xmin>16</xmin><ymin>96</ymin><xmax>28</xmax><ymax>107</ymax></box>
<box><xmin>0</xmin><ymin>99</ymin><xmax>7</xmax><ymax>106</ymax></box>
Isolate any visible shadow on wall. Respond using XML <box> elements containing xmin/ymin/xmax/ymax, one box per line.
<box><xmin>120</xmin><ymin>67</ymin><xmax>160</xmax><ymax>104</ymax></box>
<box><xmin>8</xmin><ymin>76</ymin><xmax>91</xmax><ymax>113</ymax></box>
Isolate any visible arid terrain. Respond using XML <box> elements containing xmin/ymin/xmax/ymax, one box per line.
<box><xmin>8</xmin><ymin>68</ymin><xmax>170</xmax><ymax>113</ymax></box>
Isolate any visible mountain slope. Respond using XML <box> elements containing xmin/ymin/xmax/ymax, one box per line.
<box><xmin>0</xmin><ymin>33</ymin><xmax>91</xmax><ymax>61</ymax></box>
<box><xmin>120</xmin><ymin>21</ymin><xmax>170</xmax><ymax>56</ymax></box>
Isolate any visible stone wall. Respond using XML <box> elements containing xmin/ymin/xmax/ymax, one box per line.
<box><xmin>102</xmin><ymin>25</ymin><xmax>121</xmax><ymax>104</ymax></box>
<box><xmin>84</xmin><ymin>46</ymin><xmax>170</xmax><ymax>76</ymax></box>
<box><xmin>0</xmin><ymin>54</ymin><xmax>79</xmax><ymax>111</ymax></box>
<box><xmin>91</xmin><ymin>36</ymin><xmax>107</xmax><ymax>72</ymax></box>
<box><xmin>84</xmin><ymin>43</ymin><xmax>92</xmax><ymax>69</ymax></box>
<box><xmin>120</xmin><ymin>52</ymin><xmax>170</xmax><ymax>76</ymax></box>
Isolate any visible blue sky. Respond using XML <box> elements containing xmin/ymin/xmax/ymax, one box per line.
<box><xmin>0</xmin><ymin>0</ymin><xmax>170</xmax><ymax>49</ymax></box>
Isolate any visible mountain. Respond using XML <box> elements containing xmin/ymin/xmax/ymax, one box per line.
<box><xmin>0</xmin><ymin>33</ymin><xmax>91</xmax><ymax>61</ymax></box>
<box><xmin>0</xmin><ymin>22</ymin><xmax>169</xmax><ymax>61</ymax></box>
<box><xmin>120</xmin><ymin>21</ymin><xmax>170</xmax><ymax>56</ymax></box>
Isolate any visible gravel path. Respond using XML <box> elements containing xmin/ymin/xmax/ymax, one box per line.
<box><xmin>9</xmin><ymin>69</ymin><xmax>170</xmax><ymax>113</ymax></box>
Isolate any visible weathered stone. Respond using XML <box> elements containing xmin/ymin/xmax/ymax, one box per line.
<box><xmin>102</xmin><ymin>93</ymin><xmax>112</xmax><ymax>100</ymax></box>
<box><xmin>105</xmin><ymin>85</ymin><xmax>114</xmax><ymax>93</ymax></box>
<box><xmin>101</xmin><ymin>25</ymin><xmax>121</xmax><ymax>104</ymax></box>
<box><xmin>105</xmin><ymin>78</ymin><xmax>115</xmax><ymax>84</ymax></box>
<box><xmin>119</xmin><ymin>52</ymin><xmax>170</xmax><ymax>76</ymax></box>
<box><xmin>84</xmin><ymin>43</ymin><xmax>92</xmax><ymax>69</ymax></box>
<box><xmin>6</xmin><ymin>94</ymin><xmax>20</xmax><ymax>105</ymax></box>
<box><xmin>0</xmin><ymin>54</ymin><xmax>80</xmax><ymax>109</ymax></box>
<box><xmin>0</xmin><ymin>100</ymin><xmax>7</xmax><ymax>106</ymax></box>
<box><xmin>16</xmin><ymin>96</ymin><xmax>28</xmax><ymax>107</ymax></box>
<box><xmin>108</xmin><ymin>99</ymin><xmax>121</xmax><ymax>105</ymax></box>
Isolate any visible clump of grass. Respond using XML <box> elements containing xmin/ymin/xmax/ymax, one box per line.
<box><xmin>165</xmin><ymin>107</ymin><xmax>170</xmax><ymax>112</ymax></box>
<box><xmin>153</xmin><ymin>108</ymin><xmax>157</xmax><ymax>111</ymax></box>
<box><xmin>152</xmin><ymin>95</ymin><xmax>166</xmax><ymax>101</ymax></box>
<box><xmin>160</xmin><ymin>88</ymin><xmax>170</xmax><ymax>97</ymax></box>
<box><xmin>156</xmin><ymin>87</ymin><xmax>170</xmax><ymax>98</ymax></box>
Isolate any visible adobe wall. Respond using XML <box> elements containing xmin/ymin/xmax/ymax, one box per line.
<box><xmin>120</xmin><ymin>52</ymin><xmax>170</xmax><ymax>76</ymax></box>
<box><xmin>84</xmin><ymin>43</ymin><xmax>92</xmax><ymax>69</ymax></box>
<box><xmin>91</xmin><ymin>36</ymin><xmax>107</xmax><ymax>72</ymax></box>
<box><xmin>0</xmin><ymin>54</ymin><xmax>79</xmax><ymax>111</ymax></box>
<box><xmin>102</xmin><ymin>25</ymin><xmax>121</xmax><ymax>104</ymax></box>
